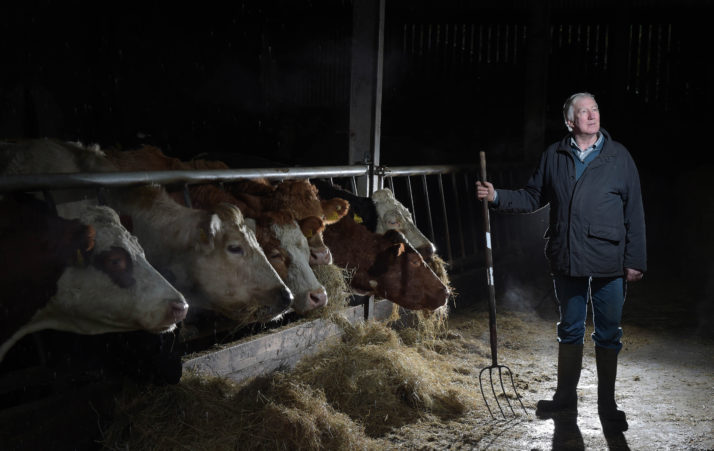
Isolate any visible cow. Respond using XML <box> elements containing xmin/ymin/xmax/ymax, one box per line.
<box><xmin>104</xmin><ymin>146</ymin><xmax>327</xmax><ymax>315</ymax></box>
<box><xmin>171</xmin><ymin>184</ymin><xmax>329</xmax><ymax>315</ymax></box>
<box><xmin>322</xmin><ymin>212</ymin><xmax>449</xmax><ymax>311</ymax></box>
<box><xmin>105</xmin><ymin>185</ymin><xmax>293</xmax><ymax>324</ymax></box>
<box><xmin>0</xmin><ymin>194</ymin><xmax>189</xmax><ymax>363</ymax></box>
<box><xmin>230</xmin><ymin>178</ymin><xmax>349</xmax><ymax>266</ymax></box>
<box><xmin>1</xmin><ymin>140</ymin><xmax>293</xmax><ymax>325</ymax></box>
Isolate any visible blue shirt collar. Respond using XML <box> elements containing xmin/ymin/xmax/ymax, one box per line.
<box><xmin>570</xmin><ymin>132</ymin><xmax>603</xmax><ymax>162</ymax></box>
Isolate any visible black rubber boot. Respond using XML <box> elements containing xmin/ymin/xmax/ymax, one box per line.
<box><xmin>536</xmin><ymin>342</ymin><xmax>583</xmax><ymax>417</ymax></box>
<box><xmin>596</xmin><ymin>346</ymin><xmax>628</xmax><ymax>431</ymax></box>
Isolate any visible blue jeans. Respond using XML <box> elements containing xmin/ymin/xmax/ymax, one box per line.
<box><xmin>553</xmin><ymin>275</ymin><xmax>626</xmax><ymax>352</ymax></box>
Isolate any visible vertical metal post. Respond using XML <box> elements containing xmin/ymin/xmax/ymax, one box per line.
<box><xmin>421</xmin><ymin>174</ymin><xmax>435</xmax><ymax>242</ymax></box>
<box><xmin>437</xmin><ymin>174</ymin><xmax>453</xmax><ymax>263</ymax></box>
<box><xmin>182</xmin><ymin>184</ymin><xmax>193</xmax><ymax>209</ymax></box>
<box><xmin>405</xmin><ymin>176</ymin><xmax>417</xmax><ymax>226</ymax></box>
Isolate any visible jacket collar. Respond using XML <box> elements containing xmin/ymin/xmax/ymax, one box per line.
<box><xmin>557</xmin><ymin>128</ymin><xmax>617</xmax><ymax>168</ymax></box>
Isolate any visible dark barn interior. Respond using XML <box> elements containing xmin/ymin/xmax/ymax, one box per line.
<box><xmin>1</xmin><ymin>0</ymin><xmax>713</xmax><ymax>449</ymax></box>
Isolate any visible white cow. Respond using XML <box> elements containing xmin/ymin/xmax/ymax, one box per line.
<box><xmin>0</xmin><ymin>197</ymin><xmax>188</xmax><ymax>362</ymax></box>
<box><xmin>107</xmin><ymin>185</ymin><xmax>294</xmax><ymax>324</ymax></box>
<box><xmin>371</xmin><ymin>188</ymin><xmax>437</xmax><ymax>259</ymax></box>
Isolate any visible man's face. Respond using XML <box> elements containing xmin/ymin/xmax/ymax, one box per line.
<box><xmin>568</xmin><ymin>96</ymin><xmax>600</xmax><ymax>136</ymax></box>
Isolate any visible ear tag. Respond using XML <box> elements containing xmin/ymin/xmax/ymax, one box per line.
<box><xmin>305</xmin><ymin>229</ymin><xmax>313</xmax><ymax>238</ymax></box>
<box><xmin>75</xmin><ymin>249</ymin><xmax>85</xmax><ymax>267</ymax></box>
<box><xmin>369</xmin><ymin>280</ymin><xmax>378</xmax><ymax>288</ymax></box>
<box><xmin>353</xmin><ymin>213</ymin><xmax>363</xmax><ymax>224</ymax></box>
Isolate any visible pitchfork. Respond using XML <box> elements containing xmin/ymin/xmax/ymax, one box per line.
<box><xmin>477</xmin><ymin>151</ymin><xmax>528</xmax><ymax>420</ymax></box>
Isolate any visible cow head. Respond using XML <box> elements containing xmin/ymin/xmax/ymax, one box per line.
<box><xmin>0</xmin><ymin>203</ymin><xmax>189</xmax><ymax>363</ymax></box>
<box><xmin>188</xmin><ymin>202</ymin><xmax>293</xmax><ymax>324</ymax></box>
<box><xmin>371</xmin><ymin>189</ymin><xmax>437</xmax><ymax>260</ymax></box>
<box><xmin>262</xmin><ymin>211</ymin><xmax>328</xmax><ymax>314</ymax></box>
<box><xmin>268</xmin><ymin>180</ymin><xmax>349</xmax><ymax>267</ymax></box>
<box><xmin>365</xmin><ymin>230</ymin><xmax>449</xmax><ymax>311</ymax></box>
<box><xmin>323</xmin><ymin>213</ymin><xmax>448</xmax><ymax>311</ymax></box>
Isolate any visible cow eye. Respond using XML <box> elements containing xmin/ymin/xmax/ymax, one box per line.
<box><xmin>227</xmin><ymin>244</ymin><xmax>244</xmax><ymax>255</ymax></box>
<box><xmin>269</xmin><ymin>250</ymin><xmax>283</xmax><ymax>260</ymax></box>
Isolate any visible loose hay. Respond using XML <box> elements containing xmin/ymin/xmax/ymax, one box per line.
<box><xmin>428</xmin><ymin>254</ymin><xmax>455</xmax><ymax>300</ymax></box>
<box><xmin>306</xmin><ymin>263</ymin><xmax>351</xmax><ymax>319</ymax></box>
<box><xmin>290</xmin><ymin>319</ymin><xmax>480</xmax><ymax>436</ymax></box>
<box><xmin>102</xmin><ymin>371</ymin><xmax>379</xmax><ymax>451</ymax></box>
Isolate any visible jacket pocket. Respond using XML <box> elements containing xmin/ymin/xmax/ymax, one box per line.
<box><xmin>583</xmin><ymin>223</ymin><xmax>625</xmax><ymax>273</ymax></box>
<box><xmin>587</xmin><ymin>224</ymin><xmax>624</xmax><ymax>243</ymax></box>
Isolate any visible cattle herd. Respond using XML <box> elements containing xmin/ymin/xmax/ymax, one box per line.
<box><xmin>0</xmin><ymin>138</ymin><xmax>450</xmax><ymax>384</ymax></box>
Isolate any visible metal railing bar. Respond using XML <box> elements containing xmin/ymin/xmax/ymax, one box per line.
<box><xmin>381</xmin><ymin>164</ymin><xmax>478</xmax><ymax>176</ymax></box>
<box><xmin>0</xmin><ymin>165</ymin><xmax>371</xmax><ymax>193</ymax></box>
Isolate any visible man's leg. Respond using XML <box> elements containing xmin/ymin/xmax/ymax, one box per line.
<box><xmin>591</xmin><ymin>277</ymin><xmax>628</xmax><ymax>431</ymax></box>
<box><xmin>536</xmin><ymin>276</ymin><xmax>588</xmax><ymax>417</ymax></box>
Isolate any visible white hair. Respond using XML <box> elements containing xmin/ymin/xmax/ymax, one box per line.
<box><xmin>562</xmin><ymin>92</ymin><xmax>596</xmax><ymax>132</ymax></box>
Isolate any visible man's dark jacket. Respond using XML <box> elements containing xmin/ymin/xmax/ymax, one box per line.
<box><xmin>494</xmin><ymin>128</ymin><xmax>647</xmax><ymax>278</ymax></box>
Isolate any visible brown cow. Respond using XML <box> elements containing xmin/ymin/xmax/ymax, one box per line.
<box><xmin>323</xmin><ymin>213</ymin><xmax>449</xmax><ymax>311</ymax></box>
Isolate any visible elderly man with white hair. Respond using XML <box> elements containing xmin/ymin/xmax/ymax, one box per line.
<box><xmin>476</xmin><ymin>92</ymin><xmax>646</xmax><ymax>431</ymax></box>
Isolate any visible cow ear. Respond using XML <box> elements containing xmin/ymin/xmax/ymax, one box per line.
<box><xmin>73</xmin><ymin>225</ymin><xmax>95</xmax><ymax>267</ymax></box>
<box><xmin>197</xmin><ymin>213</ymin><xmax>221</xmax><ymax>250</ymax></box>
<box><xmin>392</xmin><ymin>242</ymin><xmax>405</xmax><ymax>257</ymax></box>
<box><xmin>298</xmin><ymin>216</ymin><xmax>323</xmax><ymax>239</ymax></box>
<box><xmin>321</xmin><ymin>198</ymin><xmax>350</xmax><ymax>224</ymax></box>
<box><xmin>383</xmin><ymin>229</ymin><xmax>407</xmax><ymax>244</ymax></box>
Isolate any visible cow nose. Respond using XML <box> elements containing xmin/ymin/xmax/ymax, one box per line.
<box><xmin>309</xmin><ymin>247</ymin><xmax>333</xmax><ymax>266</ymax></box>
<box><xmin>308</xmin><ymin>288</ymin><xmax>328</xmax><ymax>309</ymax></box>
<box><xmin>416</xmin><ymin>244</ymin><xmax>435</xmax><ymax>260</ymax></box>
<box><xmin>168</xmin><ymin>299</ymin><xmax>189</xmax><ymax>323</ymax></box>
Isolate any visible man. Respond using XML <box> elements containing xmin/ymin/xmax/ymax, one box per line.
<box><xmin>476</xmin><ymin>92</ymin><xmax>646</xmax><ymax>431</ymax></box>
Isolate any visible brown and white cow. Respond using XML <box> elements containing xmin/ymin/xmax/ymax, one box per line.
<box><xmin>0</xmin><ymin>194</ymin><xmax>188</xmax><ymax>362</ymax></box>
<box><xmin>323</xmin><ymin>212</ymin><xmax>449</xmax><ymax>311</ymax></box>
<box><xmin>104</xmin><ymin>147</ymin><xmax>326</xmax><ymax>315</ymax></box>
<box><xmin>231</xmin><ymin>179</ymin><xmax>349</xmax><ymax>266</ymax></box>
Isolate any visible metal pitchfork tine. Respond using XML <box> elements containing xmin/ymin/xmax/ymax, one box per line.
<box><xmin>477</xmin><ymin>151</ymin><xmax>528</xmax><ymax>420</ymax></box>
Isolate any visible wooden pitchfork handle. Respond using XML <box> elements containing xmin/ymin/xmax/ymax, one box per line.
<box><xmin>479</xmin><ymin>151</ymin><xmax>498</xmax><ymax>366</ymax></box>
